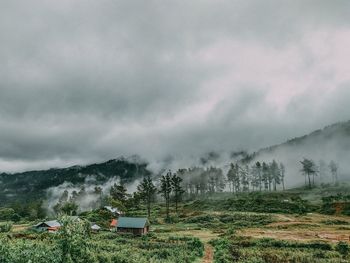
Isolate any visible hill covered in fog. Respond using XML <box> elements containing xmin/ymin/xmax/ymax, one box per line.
<box><xmin>249</xmin><ymin>120</ymin><xmax>350</xmax><ymax>186</ymax></box>
<box><xmin>0</xmin><ymin>157</ymin><xmax>151</xmax><ymax>205</ymax></box>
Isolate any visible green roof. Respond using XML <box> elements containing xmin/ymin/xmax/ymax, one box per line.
<box><xmin>117</xmin><ymin>217</ymin><xmax>148</xmax><ymax>229</ymax></box>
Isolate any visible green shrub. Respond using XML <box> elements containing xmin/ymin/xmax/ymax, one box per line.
<box><xmin>335</xmin><ymin>241</ymin><xmax>349</xmax><ymax>258</ymax></box>
<box><xmin>321</xmin><ymin>219</ymin><xmax>349</xmax><ymax>225</ymax></box>
<box><xmin>0</xmin><ymin>222</ymin><xmax>12</xmax><ymax>233</ymax></box>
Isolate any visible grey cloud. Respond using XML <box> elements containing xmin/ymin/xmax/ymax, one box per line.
<box><xmin>0</xmin><ymin>1</ymin><xmax>350</xmax><ymax>172</ymax></box>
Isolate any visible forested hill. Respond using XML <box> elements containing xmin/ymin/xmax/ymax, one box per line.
<box><xmin>248</xmin><ymin>120</ymin><xmax>350</xmax><ymax>183</ymax></box>
<box><xmin>0</xmin><ymin>158</ymin><xmax>151</xmax><ymax>204</ymax></box>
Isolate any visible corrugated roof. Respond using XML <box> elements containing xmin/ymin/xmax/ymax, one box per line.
<box><xmin>46</xmin><ymin>220</ymin><xmax>61</xmax><ymax>228</ymax></box>
<box><xmin>91</xmin><ymin>224</ymin><xmax>101</xmax><ymax>230</ymax></box>
<box><xmin>35</xmin><ymin>220</ymin><xmax>61</xmax><ymax>228</ymax></box>
<box><xmin>117</xmin><ymin>217</ymin><xmax>148</xmax><ymax>229</ymax></box>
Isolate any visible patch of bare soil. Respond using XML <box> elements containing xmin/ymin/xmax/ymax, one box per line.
<box><xmin>240</xmin><ymin>228</ymin><xmax>350</xmax><ymax>243</ymax></box>
<box><xmin>202</xmin><ymin>244</ymin><xmax>214</xmax><ymax>263</ymax></box>
<box><xmin>239</xmin><ymin>213</ymin><xmax>350</xmax><ymax>243</ymax></box>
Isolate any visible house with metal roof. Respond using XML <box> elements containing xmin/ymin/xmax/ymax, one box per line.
<box><xmin>34</xmin><ymin>220</ymin><xmax>61</xmax><ymax>232</ymax></box>
<box><xmin>116</xmin><ymin>217</ymin><xmax>149</xmax><ymax>235</ymax></box>
<box><xmin>33</xmin><ymin>216</ymin><xmax>81</xmax><ymax>232</ymax></box>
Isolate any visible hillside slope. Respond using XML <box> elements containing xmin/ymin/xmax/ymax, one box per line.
<box><xmin>250</xmin><ymin>120</ymin><xmax>350</xmax><ymax>185</ymax></box>
<box><xmin>0</xmin><ymin>157</ymin><xmax>151</xmax><ymax>204</ymax></box>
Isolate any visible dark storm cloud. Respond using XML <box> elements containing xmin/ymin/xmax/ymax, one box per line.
<box><xmin>1</xmin><ymin>0</ymin><xmax>350</xmax><ymax>172</ymax></box>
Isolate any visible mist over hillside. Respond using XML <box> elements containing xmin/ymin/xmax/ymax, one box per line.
<box><xmin>0</xmin><ymin>157</ymin><xmax>151</xmax><ymax>206</ymax></box>
<box><xmin>249</xmin><ymin>120</ymin><xmax>350</xmax><ymax>186</ymax></box>
<box><xmin>1</xmin><ymin>120</ymin><xmax>349</xmax><ymax>206</ymax></box>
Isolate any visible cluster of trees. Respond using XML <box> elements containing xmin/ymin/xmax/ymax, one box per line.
<box><xmin>175</xmin><ymin>161</ymin><xmax>286</xmax><ymax>196</ymax></box>
<box><xmin>0</xmin><ymin>201</ymin><xmax>45</xmax><ymax>222</ymax></box>
<box><xmin>53</xmin><ymin>171</ymin><xmax>185</xmax><ymax>220</ymax></box>
<box><xmin>300</xmin><ymin>158</ymin><xmax>339</xmax><ymax>189</ymax></box>
<box><xmin>51</xmin><ymin>160</ymin><xmax>290</xmax><ymax>219</ymax></box>
<box><xmin>227</xmin><ymin>161</ymin><xmax>285</xmax><ymax>193</ymax></box>
<box><xmin>53</xmin><ymin>186</ymin><xmax>105</xmax><ymax>216</ymax></box>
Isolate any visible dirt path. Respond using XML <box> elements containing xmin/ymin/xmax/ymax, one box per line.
<box><xmin>202</xmin><ymin>244</ymin><xmax>214</xmax><ymax>263</ymax></box>
<box><xmin>173</xmin><ymin>229</ymin><xmax>217</xmax><ymax>263</ymax></box>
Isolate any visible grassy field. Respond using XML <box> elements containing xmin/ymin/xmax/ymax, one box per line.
<box><xmin>1</xmin><ymin>190</ymin><xmax>350</xmax><ymax>262</ymax></box>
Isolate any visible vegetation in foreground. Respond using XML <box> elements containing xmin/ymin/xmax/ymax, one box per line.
<box><xmin>0</xmin><ymin>158</ymin><xmax>349</xmax><ymax>262</ymax></box>
<box><xmin>1</xmin><ymin>198</ymin><xmax>350</xmax><ymax>262</ymax></box>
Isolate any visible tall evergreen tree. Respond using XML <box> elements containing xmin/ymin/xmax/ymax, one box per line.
<box><xmin>137</xmin><ymin>175</ymin><xmax>157</xmax><ymax>217</ymax></box>
<box><xmin>171</xmin><ymin>173</ymin><xmax>185</xmax><ymax>213</ymax></box>
<box><xmin>262</xmin><ymin>162</ymin><xmax>270</xmax><ymax>191</ymax></box>
<box><xmin>110</xmin><ymin>183</ymin><xmax>128</xmax><ymax>203</ymax></box>
<box><xmin>227</xmin><ymin>163</ymin><xmax>236</xmax><ymax>192</ymax></box>
<box><xmin>256</xmin><ymin>161</ymin><xmax>262</xmax><ymax>191</ymax></box>
<box><xmin>241</xmin><ymin>165</ymin><xmax>250</xmax><ymax>192</ymax></box>
<box><xmin>279</xmin><ymin>163</ymin><xmax>286</xmax><ymax>190</ymax></box>
<box><xmin>159</xmin><ymin>171</ymin><xmax>172</xmax><ymax>219</ymax></box>
<box><xmin>232</xmin><ymin>164</ymin><xmax>241</xmax><ymax>193</ymax></box>
<box><xmin>300</xmin><ymin>158</ymin><xmax>317</xmax><ymax>189</ymax></box>
<box><xmin>329</xmin><ymin>161</ymin><xmax>338</xmax><ymax>184</ymax></box>
<box><xmin>251</xmin><ymin>163</ymin><xmax>260</xmax><ymax>191</ymax></box>
<box><xmin>270</xmin><ymin>160</ymin><xmax>280</xmax><ymax>191</ymax></box>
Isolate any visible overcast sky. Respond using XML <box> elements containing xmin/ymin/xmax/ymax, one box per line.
<box><xmin>1</xmin><ymin>0</ymin><xmax>350</xmax><ymax>172</ymax></box>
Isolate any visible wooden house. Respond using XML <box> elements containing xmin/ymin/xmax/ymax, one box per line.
<box><xmin>116</xmin><ymin>217</ymin><xmax>149</xmax><ymax>236</ymax></box>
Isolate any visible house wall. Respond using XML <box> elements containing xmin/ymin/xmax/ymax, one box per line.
<box><xmin>117</xmin><ymin>227</ymin><xmax>145</xmax><ymax>235</ymax></box>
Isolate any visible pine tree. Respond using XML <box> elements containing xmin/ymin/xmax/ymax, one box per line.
<box><xmin>227</xmin><ymin>163</ymin><xmax>235</xmax><ymax>192</ymax></box>
<box><xmin>300</xmin><ymin>158</ymin><xmax>317</xmax><ymax>189</ymax></box>
<box><xmin>171</xmin><ymin>173</ymin><xmax>185</xmax><ymax>213</ymax></box>
<box><xmin>232</xmin><ymin>164</ymin><xmax>241</xmax><ymax>193</ymax></box>
<box><xmin>262</xmin><ymin>162</ymin><xmax>269</xmax><ymax>191</ymax></box>
<box><xmin>241</xmin><ymin>165</ymin><xmax>250</xmax><ymax>192</ymax></box>
<box><xmin>110</xmin><ymin>183</ymin><xmax>128</xmax><ymax>203</ymax></box>
<box><xmin>255</xmin><ymin>162</ymin><xmax>263</xmax><ymax>191</ymax></box>
<box><xmin>251</xmin><ymin>163</ymin><xmax>260</xmax><ymax>191</ymax></box>
<box><xmin>329</xmin><ymin>161</ymin><xmax>338</xmax><ymax>185</ymax></box>
<box><xmin>270</xmin><ymin>160</ymin><xmax>280</xmax><ymax>191</ymax></box>
<box><xmin>159</xmin><ymin>171</ymin><xmax>172</xmax><ymax>220</ymax></box>
<box><xmin>279</xmin><ymin>163</ymin><xmax>286</xmax><ymax>190</ymax></box>
<box><xmin>137</xmin><ymin>175</ymin><xmax>157</xmax><ymax>217</ymax></box>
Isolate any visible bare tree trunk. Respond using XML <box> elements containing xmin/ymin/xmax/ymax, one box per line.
<box><xmin>147</xmin><ymin>197</ymin><xmax>151</xmax><ymax>218</ymax></box>
<box><xmin>308</xmin><ymin>174</ymin><xmax>312</xmax><ymax>189</ymax></box>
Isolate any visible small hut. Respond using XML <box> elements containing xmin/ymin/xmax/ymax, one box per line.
<box><xmin>116</xmin><ymin>217</ymin><xmax>149</xmax><ymax>236</ymax></box>
<box><xmin>91</xmin><ymin>223</ymin><xmax>101</xmax><ymax>232</ymax></box>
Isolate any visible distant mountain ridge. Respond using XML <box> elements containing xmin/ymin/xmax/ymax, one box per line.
<box><xmin>0</xmin><ymin>157</ymin><xmax>151</xmax><ymax>204</ymax></box>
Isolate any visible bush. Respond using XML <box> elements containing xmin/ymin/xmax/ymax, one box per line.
<box><xmin>335</xmin><ymin>241</ymin><xmax>349</xmax><ymax>258</ymax></box>
<box><xmin>321</xmin><ymin>220</ymin><xmax>349</xmax><ymax>225</ymax></box>
<box><xmin>0</xmin><ymin>222</ymin><xmax>12</xmax><ymax>233</ymax></box>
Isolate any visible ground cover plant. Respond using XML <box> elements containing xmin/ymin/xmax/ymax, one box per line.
<box><xmin>0</xmin><ymin>219</ymin><xmax>204</xmax><ymax>263</ymax></box>
<box><xmin>210</xmin><ymin>237</ymin><xmax>349</xmax><ymax>263</ymax></box>
<box><xmin>1</xmin><ymin>185</ymin><xmax>350</xmax><ymax>263</ymax></box>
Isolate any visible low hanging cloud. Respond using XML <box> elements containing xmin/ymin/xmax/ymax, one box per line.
<box><xmin>1</xmin><ymin>1</ymin><xmax>350</xmax><ymax>172</ymax></box>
